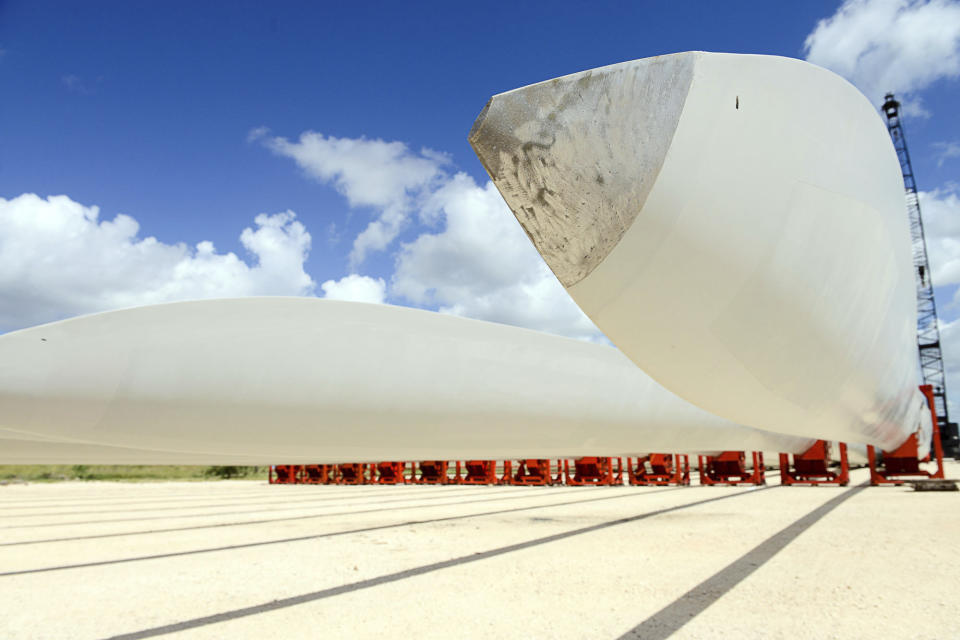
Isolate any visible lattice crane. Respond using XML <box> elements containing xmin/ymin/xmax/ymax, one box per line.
<box><xmin>882</xmin><ymin>93</ymin><xmax>959</xmax><ymax>456</ymax></box>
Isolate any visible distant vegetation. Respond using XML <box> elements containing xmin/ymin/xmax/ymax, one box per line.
<box><xmin>0</xmin><ymin>465</ymin><xmax>267</xmax><ymax>483</ymax></box>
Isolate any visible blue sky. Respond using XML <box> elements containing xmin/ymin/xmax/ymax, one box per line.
<box><xmin>2</xmin><ymin>1</ymin><xmax>960</xmax><ymax>391</ymax></box>
<box><xmin>1</xmin><ymin>1</ymin><xmax>848</xmax><ymax>271</ymax></box>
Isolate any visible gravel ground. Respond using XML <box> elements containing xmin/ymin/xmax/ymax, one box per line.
<box><xmin>1</xmin><ymin>462</ymin><xmax>958</xmax><ymax>639</ymax></box>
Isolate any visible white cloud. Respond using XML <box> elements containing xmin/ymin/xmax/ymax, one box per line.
<box><xmin>916</xmin><ymin>188</ymin><xmax>960</xmax><ymax>287</ymax></box>
<box><xmin>934</xmin><ymin>140</ymin><xmax>960</xmax><ymax>166</ymax></box>
<box><xmin>61</xmin><ymin>74</ymin><xmax>95</xmax><ymax>95</ymax></box>
<box><xmin>0</xmin><ymin>193</ymin><xmax>316</xmax><ymax>331</ymax></box>
<box><xmin>913</xmin><ymin>186</ymin><xmax>960</xmax><ymax>414</ymax></box>
<box><xmin>937</xmin><ymin>317</ymin><xmax>960</xmax><ymax>414</ymax></box>
<box><xmin>900</xmin><ymin>96</ymin><xmax>932</xmax><ymax>118</ymax></box>
<box><xmin>391</xmin><ymin>173</ymin><xmax>603</xmax><ymax>342</ymax></box>
<box><xmin>262</xmin><ymin>131</ymin><xmax>448</xmax><ymax>266</ymax></box>
<box><xmin>246</xmin><ymin>126</ymin><xmax>270</xmax><ymax>143</ymax></box>
<box><xmin>261</xmin><ymin>129</ymin><xmax>603</xmax><ymax>340</ymax></box>
<box><xmin>804</xmin><ymin>0</ymin><xmax>960</xmax><ymax>108</ymax></box>
<box><xmin>320</xmin><ymin>274</ymin><xmax>386</xmax><ymax>304</ymax></box>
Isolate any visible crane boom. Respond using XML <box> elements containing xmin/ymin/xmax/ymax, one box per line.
<box><xmin>882</xmin><ymin>93</ymin><xmax>959</xmax><ymax>456</ymax></box>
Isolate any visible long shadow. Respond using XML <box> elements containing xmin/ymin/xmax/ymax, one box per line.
<box><xmin>0</xmin><ymin>487</ymin><xmax>689</xmax><ymax>575</ymax></box>
<box><xmin>0</xmin><ymin>484</ymin><xmax>366</xmax><ymax>506</ymax></box>
<box><xmin>0</xmin><ymin>485</ymin><xmax>428</xmax><ymax>510</ymax></box>
<box><xmin>103</xmin><ymin>487</ymin><xmax>770</xmax><ymax>640</ymax></box>
<box><xmin>0</xmin><ymin>489</ymin><xmax>286</xmax><ymax>509</ymax></box>
<box><xmin>0</xmin><ymin>486</ymin><xmax>536</xmax><ymax>513</ymax></box>
<box><xmin>0</xmin><ymin>486</ymin><xmax>593</xmax><ymax>547</ymax></box>
<box><xmin>616</xmin><ymin>483</ymin><xmax>868</xmax><ymax>640</ymax></box>
<box><xmin>1</xmin><ymin>485</ymin><xmax>505</xmax><ymax>519</ymax></box>
<box><xmin>0</xmin><ymin>486</ymin><xmax>536</xmax><ymax>530</ymax></box>
<box><xmin>0</xmin><ymin>491</ymin><xmax>263</xmax><ymax>505</ymax></box>
<box><xmin>0</xmin><ymin>482</ymin><xmax>441</xmax><ymax>506</ymax></box>
<box><xmin>0</xmin><ymin>481</ymin><xmax>445</xmax><ymax>500</ymax></box>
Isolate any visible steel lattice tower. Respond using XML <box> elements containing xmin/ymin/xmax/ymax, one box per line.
<box><xmin>882</xmin><ymin>93</ymin><xmax>959</xmax><ymax>456</ymax></box>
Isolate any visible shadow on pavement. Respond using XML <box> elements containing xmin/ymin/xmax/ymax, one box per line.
<box><xmin>102</xmin><ymin>487</ymin><xmax>769</xmax><ymax>639</ymax></box>
<box><xmin>617</xmin><ymin>483</ymin><xmax>867</xmax><ymax>640</ymax></box>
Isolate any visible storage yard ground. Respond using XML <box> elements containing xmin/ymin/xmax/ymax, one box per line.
<box><xmin>1</xmin><ymin>463</ymin><xmax>958</xmax><ymax>639</ymax></box>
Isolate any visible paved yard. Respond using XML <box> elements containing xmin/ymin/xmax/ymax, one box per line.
<box><xmin>1</xmin><ymin>463</ymin><xmax>958</xmax><ymax>639</ymax></box>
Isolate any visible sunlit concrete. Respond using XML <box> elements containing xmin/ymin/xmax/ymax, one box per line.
<box><xmin>2</xmin><ymin>464</ymin><xmax>958</xmax><ymax>639</ymax></box>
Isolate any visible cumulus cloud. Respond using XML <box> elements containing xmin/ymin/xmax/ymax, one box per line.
<box><xmin>0</xmin><ymin>193</ymin><xmax>316</xmax><ymax>331</ymax></box>
<box><xmin>937</xmin><ymin>317</ymin><xmax>960</xmax><ymax>414</ymax></box>
<box><xmin>391</xmin><ymin>173</ymin><xmax>603</xmax><ymax>342</ymax></box>
<box><xmin>259</xmin><ymin>127</ymin><xmax>605</xmax><ymax>340</ymax></box>
<box><xmin>912</xmin><ymin>187</ymin><xmax>960</xmax><ymax>415</ymax></box>
<box><xmin>259</xmin><ymin>128</ymin><xmax>602</xmax><ymax>340</ymax></box>
<box><xmin>246</xmin><ymin>126</ymin><xmax>270</xmax><ymax>143</ymax></box>
<box><xmin>916</xmin><ymin>188</ymin><xmax>960</xmax><ymax>287</ymax></box>
<box><xmin>261</xmin><ymin>131</ymin><xmax>449</xmax><ymax>266</ymax></box>
<box><xmin>934</xmin><ymin>140</ymin><xmax>960</xmax><ymax>166</ymax></box>
<box><xmin>61</xmin><ymin>74</ymin><xmax>97</xmax><ymax>95</ymax></box>
<box><xmin>804</xmin><ymin>0</ymin><xmax>960</xmax><ymax>108</ymax></box>
<box><xmin>320</xmin><ymin>274</ymin><xmax>386</xmax><ymax>304</ymax></box>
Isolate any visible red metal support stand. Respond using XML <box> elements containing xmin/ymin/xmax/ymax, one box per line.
<box><xmin>868</xmin><ymin>385</ymin><xmax>946</xmax><ymax>485</ymax></box>
<box><xmin>503</xmin><ymin>459</ymin><xmax>558</xmax><ymax>485</ymax></box>
<box><xmin>374</xmin><ymin>461</ymin><xmax>408</xmax><ymax>484</ymax></box>
<box><xmin>336</xmin><ymin>463</ymin><xmax>369</xmax><ymax>485</ymax></box>
<box><xmin>698</xmin><ymin>451</ymin><xmax>766</xmax><ymax>486</ymax></box>
<box><xmin>564</xmin><ymin>457</ymin><xmax>624</xmax><ymax>486</ymax></box>
<box><xmin>627</xmin><ymin>454</ymin><xmax>690</xmax><ymax>486</ymax></box>
<box><xmin>269</xmin><ymin>464</ymin><xmax>302</xmax><ymax>484</ymax></box>
<box><xmin>457</xmin><ymin>460</ymin><xmax>499</xmax><ymax>485</ymax></box>
<box><xmin>779</xmin><ymin>441</ymin><xmax>849</xmax><ymax>486</ymax></box>
<box><xmin>413</xmin><ymin>460</ymin><xmax>450</xmax><ymax>484</ymax></box>
<box><xmin>301</xmin><ymin>464</ymin><xmax>335</xmax><ymax>484</ymax></box>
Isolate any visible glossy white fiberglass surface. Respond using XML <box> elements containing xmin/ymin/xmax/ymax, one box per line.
<box><xmin>0</xmin><ymin>298</ymin><xmax>813</xmax><ymax>463</ymax></box>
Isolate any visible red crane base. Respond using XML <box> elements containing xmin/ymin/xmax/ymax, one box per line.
<box><xmin>413</xmin><ymin>461</ymin><xmax>450</xmax><ymax>484</ymax></box>
<box><xmin>269</xmin><ymin>465</ymin><xmax>302</xmax><ymax>484</ymax></box>
<box><xmin>336</xmin><ymin>463</ymin><xmax>369</xmax><ymax>485</ymax></box>
<box><xmin>301</xmin><ymin>464</ymin><xmax>334</xmax><ymax>484</ymax></box>
<box><xmin>779</xmin><ymin>441</ymin><xmax>849</xmax><ymax>486</ymax></box>
<box><xmin>564</xmin><ymin>457</ymin><xmax>623</xmax><ymax>486</ymax></box>
<box><xmin>627</xmin><ymin>454</ymin><xmax>690</xmax><ymax>486</ymax></box>
<box><xmin>374</xmin><ymin>462</ymin><xmax>408</xmax><ymax>484</ymax></box>
<box><xmin>698</xmin><ymin>451</ymin><xmax>766</xmax><ymax>486</ymax></box>
<box><xmin>869</xmin><ymin>385</ymin><xmax>946</xmax><ymax>485</ymax></box>
<box><xmin>457</xmin><ymin>460</ymin><xmax>499</xmax><ymax>485</ymax></box>
<box><xmin>504</xmin><ymin>459</ymin><xmax>558</xmax><ymax>485</ymax></box>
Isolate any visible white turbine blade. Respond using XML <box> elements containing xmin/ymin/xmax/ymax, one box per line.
<box><xmin>0</xmin><ymin>298</ymin><xmax>812</xmax><ymax>463</ymax></box>
<box><xmin>470</xmin><ymin>52</ymin><xmax>924</xmax><ymax>452</ymax></box>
